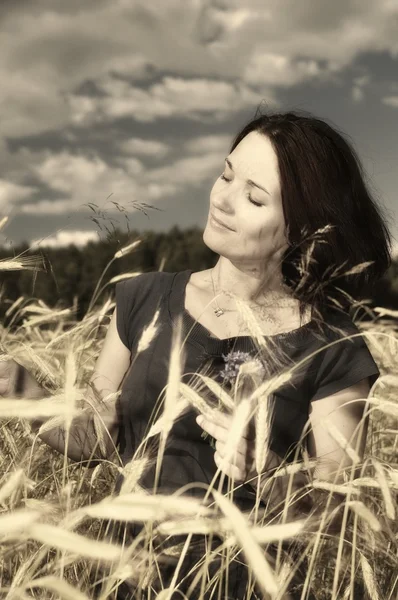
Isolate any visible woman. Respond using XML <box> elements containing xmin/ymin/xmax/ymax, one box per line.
<box><xmin>2</xmin><ymin>109</ymin><xmax>390</xmax><ymax>599</ymax></box>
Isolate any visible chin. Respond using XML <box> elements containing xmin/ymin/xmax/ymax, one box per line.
<box><xmin>203</xmin><ymin>224</ymin><xmax>220</xmax><ymax>249</ymax></box>
<box><xmin>203</xmin><ymin>231</ymin><xmax>230</xmax><ymax>262</ymax></box>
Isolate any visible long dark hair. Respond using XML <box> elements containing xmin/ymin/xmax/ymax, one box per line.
<box><xmin>229</xmin><ymin>107</ymin><xmax>394</xmax><ymax>324</ymax></box>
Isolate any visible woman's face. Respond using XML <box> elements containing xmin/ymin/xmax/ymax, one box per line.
<box><xmin>204</xmin><ymin>131</ymin><xmax>289</xmax><ymax>265</ymax></box>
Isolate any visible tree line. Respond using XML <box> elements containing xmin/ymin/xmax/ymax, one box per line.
<box><xmin>1</xmin><ymin>225</ymin><xmax>397</xmax><ymax>330</ymax></box>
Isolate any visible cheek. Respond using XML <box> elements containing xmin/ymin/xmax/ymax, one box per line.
<box><xmin>244</xmin><ymin>216</ymin><xmax>281</xmax><ymax>246</ymax></box>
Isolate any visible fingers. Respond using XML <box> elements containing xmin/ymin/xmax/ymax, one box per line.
<box><xmin>196</xmin><ymin>414</ymin><xmax>226</xmax><ymax>443</ymax></box>
<box><xmin>217</xmin><ymin>409</ymin><xmax>254</xmax><ymax>439</ymax></box>
<box><xmin>197</xmin><ymin>414</ymin><xmax>257</xmax><ymax>483</ymax></box>
<box><xmin>214</xmin><ymin>451</ymin><xmax>247</xmax><ymax>483</ymax></box>
<box><xmin>0</xmin><ymin>376</ymin><xmax>9</xmax><ymax>395</ymax></box>
<box><xmin>214</xmin><ymin>444</ymin><xmax>257</xmax><ymax>484</ymax></box>
<box><xmin>196</xmin><ymin>410</ymin><xmax>260</xmax><ymax>484</ymax></box>
<box><xmin>0</xmin><ymin>359</ymin><xmax>12</xmax><ymax>396</ymax></box>
<box><xmin>196</xmin><ymin>411</ymin><xmax>254</xmax><ymax>443</ymax></box>
<box><xmin>215</xmin><ymin>439</ymin><xmax>253</xmax><ymax>472</ymax></box>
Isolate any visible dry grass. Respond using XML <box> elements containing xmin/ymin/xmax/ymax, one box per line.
<box><xmin>0</xmin><ymin>235</ymin><xmax>397</xmax><ymax>600</ymax></box>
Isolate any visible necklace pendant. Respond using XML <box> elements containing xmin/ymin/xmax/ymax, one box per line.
<box><xmin>214</xmin><ymin>307</ymin><xmax>224</xmax><ymax>317</ymax></box>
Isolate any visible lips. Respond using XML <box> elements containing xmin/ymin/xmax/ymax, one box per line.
<box><xmin>211</xmin><ymin>212</ymin><xmax>234</xmax><ymax>231</ymax></box>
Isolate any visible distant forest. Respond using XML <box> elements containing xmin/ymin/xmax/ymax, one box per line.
<box><xmin>1</xmin><ymin>225</ymin><xmax>397</xmax><ymax>328</ymax></box>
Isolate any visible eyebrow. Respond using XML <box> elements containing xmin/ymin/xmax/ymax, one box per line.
<box><xmin>225</xmin><ymin>157</ymin><xmax>270</xmax><ymax>196</ymax></box>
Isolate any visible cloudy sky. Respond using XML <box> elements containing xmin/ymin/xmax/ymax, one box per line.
<box><xmin>1</xmin><ymin>0</ymin><xmax>397</xmax><ymax>252</ymax></box>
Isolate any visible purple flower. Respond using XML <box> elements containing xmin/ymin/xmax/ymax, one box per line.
<box><xmin>219</xmin><ymin>350</ymin><xmax>265</xmax><ymax>386</ymax></box>
<box><xmin>201</xmin><ymin>351</ymin><xmax>265</xmax><ymax>450</ymax></box>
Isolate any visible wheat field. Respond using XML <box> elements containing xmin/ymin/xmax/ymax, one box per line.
<box><xmin>0</xmin><ymin>244</ymin><xmax>397</xmax><ymax>600</ymax></box>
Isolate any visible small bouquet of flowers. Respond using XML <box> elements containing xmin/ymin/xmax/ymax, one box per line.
<box><xmin>219</xmin><ymin>350</ymin><xmax>266</xmax><ymax>386</ymax></box>
<box><xmin>201</xmin><ymin>350</ymin><xmax>266</xmax><ymax>449</ymax></box>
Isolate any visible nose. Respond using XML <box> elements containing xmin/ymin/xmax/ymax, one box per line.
<box><xmin>213</xmin><ymin>175</ymin><xmax>242</xmax><ymax>211</ymax></box>
<box><xmin>211</xmin><ymin>192</ymin><xmax>234</xmax><ymax>217</ymax></box>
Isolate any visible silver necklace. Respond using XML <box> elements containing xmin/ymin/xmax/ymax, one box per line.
<box><xmin>210</xmin><ymin>268</ymin><xmax>295</xmax><ymax>321</ymax></box>
<box><xmin>210</xmin><ymin>267</ymin><xmax>225</xmax><ymax>317</ymax></box>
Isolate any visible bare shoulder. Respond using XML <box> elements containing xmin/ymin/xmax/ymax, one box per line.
<box><xmin>188</xmin><ymin>269</ymin><xmax>212</xmax><ymax>290</ymax></box>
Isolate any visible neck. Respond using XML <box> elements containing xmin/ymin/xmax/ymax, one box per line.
<box><xmin>211</xmin><ymin>258</ymin><xmax>292</xmax><ymax>306</ymax></box>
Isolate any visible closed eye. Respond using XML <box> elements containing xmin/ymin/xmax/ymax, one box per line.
<box><xmin>220</xmin><ymin>174</ymin><xmax>263</xmax><ymax>207</ymax></box>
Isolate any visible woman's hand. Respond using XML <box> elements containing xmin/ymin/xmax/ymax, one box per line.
<box><xmin>0</xmin><ymin>356</ymin><xmax>19</xmax><ymax>396</ymax></box>
<box><xmin>0</xmin><ymin>356</ymin><xmax>47</xmax><ymax>399</ymax></box>
<box><xmin>196</xmin><ymin>409</ymin><xmax>258</xmax><ymax>484</ymax></box>
<box><xmin>195</xmin><ymin>409</ymin><xmax>313</xmax><ymax>521</ymax></box>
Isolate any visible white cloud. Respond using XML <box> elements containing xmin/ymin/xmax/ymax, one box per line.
<box><xmin>199</xmin><ymin>1</ymin><xmax>398</xmax><ymax>84</ymax></box>
<box><xmin>118</xmin><ymin>137</ymin><xmax>170</xmax><ymax>157</ymax></box>
<box><xmin>195</xmin><ymin>5</ymin><xmax>254</xmax><ymax>45</ymax></box>
<box><xmin>113</xmin><ymin>157</ymin><xmax>145</xmax><ymax>176</ymax></box>
<box><xmin>33</xmin><ymin>152</ymin><xmax>110</xmax><ymax>193</ymax></box>
<box><xmin>353</xmin><ymin>74</ymin><xmax>371</xmax><ymax>87</ymax></box>
<box><xmin>351</xmin><ymin>73</ymin><xmax>371</xmax><ymax>103</ymax></box>
<box><xmin>382</xmin><ymin>96</ymin><xmax>398</xmax><ymax>108</ymax></box>
<box><xmin>0</xmin><ymin>179</ymin><xmax>38</xmax><ymax>210</ymax></box>
<box><xmin>0</xmin><ymin>0</ymin><xmax>397</xmax><ymax>224</ymax></box>
<box><xmin>30</xmin><ymin>230</ymin><xmax>99</xmax><ymax>248</ymax></box>
<box><xmin>20</xmin><ymin>199</ymin><xmax>81</xmax><ymax>215</ymax></box>
<box><xmin>18</xmin><ymin>148</ymin><xmax>211</xmax><ymax>215</ymax></box>
<box><xmin>1</xmin><ymin>0</ymin><xmax>396</xmax><ymax>139</ymax></box>
<box><xmin>148</xmin><ymin>151</ymin><xmax>223</xmax><ymax>187</ymax></box>
<box><xmin>243</xmin><ymin>52</ymin><xmax>322</xmax><ymax>88</ymax></box>
<box><xmin>68</xmin><ymin>77</ymin><xmax>264</xmax><ymax>125</ymax></box>
<box><xmin>183</xmin><ymin>134</ymin><xmax>232</xmax><ymax>154</ymax></box>
<box><xmin>16</xmin><ymin>150</ymin><xmax>158</xmax><ymax>214</ymax></box>
<box><xmin>2</xmin><ymin>133</ymin><xmax>229</xmax><ymax>219</ymax></box>
<box><xmin>101</xmin><ymin>54</ymin><xmax>156</xmax><ymax>80</ymax></box>
<box><xmin>352</xmin><ymin>87</ymin><xmax>365</xmax><ymax>102</ymax></box>
<box><xmin>213</xmin><ymin>8</ymin><xmax>253</xmax><ymax>33</ymax></box>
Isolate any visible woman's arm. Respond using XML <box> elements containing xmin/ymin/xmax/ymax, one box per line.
<box><xmin>252</xmin><ymin>377</ymin><xmax>371</xmax><ymax>533</ymax></box>
<box><xmin>304</xmin><ymin>376</ymin><xmax>371</xmax><ymax>532</ymax></box>
<box><xmin>5</xmin><ymin>307</ymin><xmax>131</xmax><ymax>467</ymax></box>
<box><xmin>29</xmin><ymin>382</ymin><xmax>121</xmax><ymax>468</ymax></box>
